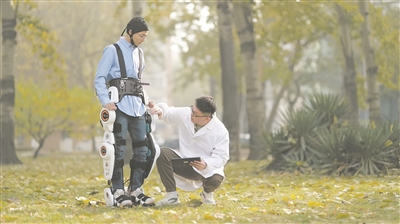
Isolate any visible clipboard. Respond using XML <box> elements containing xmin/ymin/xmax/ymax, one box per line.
<box><xmin>171</xmin><ymin>157</ymin><xmax>201</xmax><ymax>167</ymax></box>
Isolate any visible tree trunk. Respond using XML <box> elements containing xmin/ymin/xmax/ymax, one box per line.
<box><xmin>33</xmin><ymin>139</ymin><xmax>45</xmax><ymax>159</ymax></box>
<box><xmin>265</xmin><ymin>85</ymin><xmax>287</xmax><ymax>132</ymax></box>
<box><xmin>209</xmin><ymin>76</ymin><xmax>217</xmax><ymax>99</ymax></box>
<box><xmin>132</xmin><ymin>0</ymin><xmax>142</xmax><ymax>17</ymax></box>
<box><xmin>217</xmin><ymin>0</ymin><xmax>240</xmax><ymax>162</ymax></box>
<box><xmin>234</xmin><ymin>2</ymin><xmax>266</xmax><ymax>160</ymax></box>
<box><xmin>1</xmin><ymin>1</ymin><xmax>21</xmax><ymax>165</ymax></box>
<box><xmin>335</xmin><ymin>4</ymin><xmax>359</xmax><ymax>125</ymax></box>
<box><xmin>358</xmin><ymin>0</ymin><xmax>380</xmax><ymax>124</ymax></box>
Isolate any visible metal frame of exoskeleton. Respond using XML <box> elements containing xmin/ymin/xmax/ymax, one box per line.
<box><xmin>98</xmin><ymin>43</ymin><xmax>160</xmax><ymax>207</ymax></box>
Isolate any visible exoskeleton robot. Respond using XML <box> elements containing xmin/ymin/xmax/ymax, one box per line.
<box><xmin>99</xmin><ymin>86</ymin><xmax>160</xmax><ymax>206</ymax></box>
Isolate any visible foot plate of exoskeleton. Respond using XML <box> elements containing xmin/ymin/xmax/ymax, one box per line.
<box><xmin>103</xmin><ymin>188</ymin><xmax>114</xmax><ymax>207</ymax></box>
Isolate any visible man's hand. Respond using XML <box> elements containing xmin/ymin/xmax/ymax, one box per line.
<box><xmin>148</xmin><ymin>100</ymin><xmax>155</xmax><ymax>108</ymax></box>
<box><xmin>104</xmin><ymin>102</ymin><xmax>117</xmax><ymax>110</ymax></box>
<box><xmin>190</xmin><ymin>158</ymin><xmax>207</xmax><ymax>170</ymax></box>
<box><xmin>149</xmin><ymin>106</ymin><xmax>163</xmax><ymax>119</ymax></box>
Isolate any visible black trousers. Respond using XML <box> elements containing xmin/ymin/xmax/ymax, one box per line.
<box><xmin>156</xmin><ymin>147</ymin><xmax>224</xmax><ymax>193</ymax></box>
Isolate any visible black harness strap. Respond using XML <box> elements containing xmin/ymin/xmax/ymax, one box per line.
<box><xmin>113</xmin><ymin>43</ymin><xmax>143</xmax><ymax>79</ymax></box>
<box><xmin>112</xmin><ymin>43</ymin><xmax>147</xmax><ymax>103</ymax></box>
<box><xmin>113</xmin><ymin>43</ymin><xmax>127</xmax><ymax>78</ymax></box>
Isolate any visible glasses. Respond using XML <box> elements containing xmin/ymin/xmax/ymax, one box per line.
<box><xmin>190</xmin><ymin>105</ymin><xmax>212</xmax><ymax>118</ymax></box>
<box><xmin>137</xmin><ymin>34</ymin><xmax>147</xmax><ymax>40</ymax></box>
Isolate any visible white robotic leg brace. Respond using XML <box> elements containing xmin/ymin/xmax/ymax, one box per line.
<box><xmin>99</xmin><ymin>87</ymin><xmax>118</xmax><ymax>206</ymax></box>
<box><xmin>99</xmin><ymin>87</ymin><xmax>160</xmax><ymax>207</ymax></box>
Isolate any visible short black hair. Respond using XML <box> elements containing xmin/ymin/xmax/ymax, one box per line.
<box><xmin>195</xmin><ymin>96</ymin><xmax>216</xmax><ymax>116</ymax></box>
<box><xmin>125</xmin><ymin>17</ymin><xmax>149</xmax><ymax>35</ymax></box>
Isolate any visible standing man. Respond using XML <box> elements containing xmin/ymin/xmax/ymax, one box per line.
<box><xmin>94</xmin><ymin>17</ymin><xmax>154</xmax><ymax>207</ymax></box>
<box><xmin>149</xmin><ymin>96</ymin><xmax>230</xmax><ymax>206</ymax></box>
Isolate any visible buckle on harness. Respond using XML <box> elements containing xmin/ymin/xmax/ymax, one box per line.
<box><xmin>109</xmin><ymin>78</ymin><xmax>147</xmax><ymax>102</ymax></box>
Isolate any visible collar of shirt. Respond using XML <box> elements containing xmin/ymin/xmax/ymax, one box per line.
<box><xmin>117</xmin><ymin>36</ymin><xmax>136</xmax><ymax>50</ymax></box>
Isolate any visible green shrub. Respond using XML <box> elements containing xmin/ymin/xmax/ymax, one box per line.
<box><xmin>344</xmin><ymin>125</ymin><xmax>395</xmax><ymax>175</ymax></box>
<box><xmin>308</xmin><ymin>127</ymin><xmax>353</xmax><ymax>175</ymax></box>
<box><xmin>263</xmin><ymin>110</ymin><xmax>322</xmax><ymax>172</ymax></box>
<box><xmin>304</xmin><ymin>93</ymin><xmax>351</xmax><ymax>127</ymax></box>
<box><xmin>262</xmin><ymin>92</ymin><xmax>399</xmax><ymax>176</ymax></box>
<box><xmin>381</xmin><ymin>122</ymin><xmax>400</xmax><ymax>168</ymax></box>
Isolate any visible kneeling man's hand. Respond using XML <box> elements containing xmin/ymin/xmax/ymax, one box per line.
<box><xmin>149</xmin><ymin>106</ymin><xmax>163</xmax><ymax>119</ymax></box>
<box><xmin>190</xmin><ymin>158</ymin><xmax>207</xmax><ymax>170</ymax></box>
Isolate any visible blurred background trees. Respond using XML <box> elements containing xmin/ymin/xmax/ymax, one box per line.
<box><xmin>1</xmin><ymin>0</ymin><xmax>399</xmax><ymax>167</ymax></box>
<box><xmin>1</xmin><ymin>0</ymin><xmax>21</xmax><ymax>164</ymax></box>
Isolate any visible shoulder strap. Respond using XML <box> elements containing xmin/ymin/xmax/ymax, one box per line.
<box><xmin>138</xmin><ymin>48</ymin><xmax>143</xmax><ymax>80</ymax></box>
<box><xmin>113</xmin><ymin>43</ymin><xmax>127</xmax><ymax>78</ymax></box>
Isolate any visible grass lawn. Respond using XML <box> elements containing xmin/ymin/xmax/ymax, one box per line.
<box><xmin>1</xmin><ymin>153</ymin><xmax>399</xmax><ymax>223</ymax></box>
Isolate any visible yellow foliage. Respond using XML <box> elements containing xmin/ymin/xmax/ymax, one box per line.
<box><xmin>2</xmin><ymin>159</ymin><xmax>400</xmax><ymax>223</ymax></box>
<box><xmin>267</xmin><ymin>198</ymin><xmax>276</xmax><ymax>204</ymax></box>
<box><xmin>281</xmin><ymin>197</ymin><xmax>289</xmax><ymax>203</ymax></box>
<box><xmin>66</xmin><ymin>87</ymin><xmax>101</xmax><ymax>139</ymax></box>
<box><xmin>290</xmin><ymin>193</ymin><xmax>296</xmax><ymax>200</ymax></box>
<box><xmin>385</xmin><ymin>140</ymin><xmax>393</xmax><ymax>147</ymax></box>
<box><xmin>203</xmin><ymin>213</ymin><xmax>215</xmax><ymax>220</ymax></box>
<box><xmin>307</xmin><ymin>201</ymin><xmax>325</xmax><ymax>208</ymax></box>
<box><xmin>380</xmin><ymin>203</ymin><xmax>390</xmax><ymax>208</ymax></box>
<box><xmin>370</xmin><ymin>121</ymin><xmax>376</xmax><ymax>129</ymax></box>
<box><xmin>15</xmin><ymin>72</ymin><xmax>100</xmax><ymax>142</ymax></box>
<box><xmin>15</xmin><ymin>79</ymin><xmax>70</xmax><ymax>138</ymax></box>
<box><xmin>354</xmin><ymin>193</ymin><xmax>365</xmax><ymax>198</ymax></box>
<box><xmin>333</xmin><ymin>116</ymin><xmax>338</xmax><ymax>124</ymax></box>
<box><xmin>250</xmin><ymin>207</ymin><xmax>259</xmax><ymax>212</ymax></box>
<box><xmin>337</xmin><ymin>213</ymin><xmax>350</xmax><ymax>218</ymax></box>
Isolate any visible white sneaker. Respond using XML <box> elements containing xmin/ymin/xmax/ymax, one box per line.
<box><xmin>113</xmin><ymin>189</ymin><xmax>133</xmax><ymax>208</ymax></box>
<box><xmin>200</xmin><ymin>191</ymin><xmax>216</xmax><ymax>205</ymax></box>
<box><xmin>155</xmin><ymin>192</ymin><xmax>181</xmax><ymax>207</ymax></box>
<box><xmin>130</xmin><ymin>188</ymin><xmax>155</xmax><ymax>207</ymax></box>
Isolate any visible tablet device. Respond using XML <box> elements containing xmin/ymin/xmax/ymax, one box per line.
<box><xmin>171</xmin><ymin>157</ymin><xmax>201</xmax><ymax>167</ymax></box>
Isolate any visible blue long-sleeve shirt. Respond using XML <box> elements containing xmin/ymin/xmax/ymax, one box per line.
<box><xmin>94</xmin><ymin>37</ymin><xmax>146</xmax><ymax>117</ymax></box>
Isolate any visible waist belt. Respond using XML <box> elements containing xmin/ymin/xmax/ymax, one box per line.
<box><xmin>109</xmin><ymin>78</ymin><xmax>143</xmax><ymax>102</ymax></box>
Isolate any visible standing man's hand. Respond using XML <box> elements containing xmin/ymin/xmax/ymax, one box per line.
<box><xmin>148</xmin><ymin>100</ymin><xmax>155</xmax><ymax>108</ymax></box>
<box><xmin>190</xmin><ymin>158</ymin><xmax>207</xmax><ymax>170</ymax></box>
<box><xmin>104</xmin><ymin>102</ymin><xmax>117</xmax><ymax>110</ymax></box>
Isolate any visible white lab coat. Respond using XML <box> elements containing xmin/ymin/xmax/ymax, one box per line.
<box><xmin>156</xmin><ymin>103</ymin><xmax>230</xmax><ymax>191</ymax></box>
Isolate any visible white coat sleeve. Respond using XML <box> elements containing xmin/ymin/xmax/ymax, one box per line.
<box><xmin>200</xmin><ymin>129</ymin><xmax>230</xmax><ymax>174</ymax></box>
<box><xmin>155</xmin><ymin>103</ymin><xmax>185</xmax><ymax>125</ymax></box>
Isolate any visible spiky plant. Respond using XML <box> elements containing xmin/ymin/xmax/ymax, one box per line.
<box><xmin>261</xmin><ymin>128</ymin><xmax>289</xmax><ymax>156</ymax></box>
<box><xmin>377</xmin><ymin>122</ymin><xmax>400</xmax><ymax>168</ymax></box>
<box><xmin>281</xmin><ymin>109</ymin><xmax>323</xmax><ymax>162</ymax></box>
<box><xmin>308</xmin><ymin>127</ymin><xmax>354</xmax><ymax>175</ymax></box>
<box><xmin>344</xmin><ymin>125</ymin><xmax>395</xmax><ymax>175</ymax></box>
<box><xmin>263</xmin><ymin>110</ymin><xmax>323</xmax><ymax>172</ymax></box>
<box><xmin>304</xmin><ymin>93</ymin><xmax>351</xmax><ymax>127</ymax></box>
<box><xmin>261</xmin><ymin>128</ymin><xmax>290</xmax><ymax>171</ymax></box>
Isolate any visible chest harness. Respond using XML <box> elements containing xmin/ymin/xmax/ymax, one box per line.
<box><xmin>108</xmin><ymin>43</ymin><xmax>149</xmax><ymax>103</ymax></box>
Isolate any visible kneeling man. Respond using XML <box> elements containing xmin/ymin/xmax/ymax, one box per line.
<box><xmin>150</xmin><ymin>96</ymin><xmax>229</xmax><ymax>206</ymax></box>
